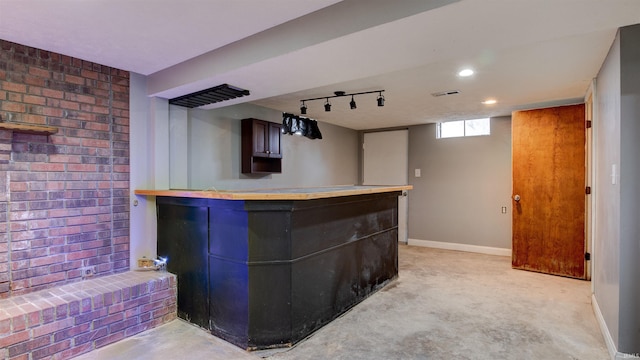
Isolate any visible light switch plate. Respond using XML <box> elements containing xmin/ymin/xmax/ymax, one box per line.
<box><xmin>415</xmin><ymin>169</ymin><xmax>421</xmax><ymax>177</ymax></box>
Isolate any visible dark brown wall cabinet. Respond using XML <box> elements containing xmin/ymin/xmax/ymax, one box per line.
<box><xmin>241</xmin><ymin>118</ymin><xmax>282</xmax><ymax>174</ymax></box>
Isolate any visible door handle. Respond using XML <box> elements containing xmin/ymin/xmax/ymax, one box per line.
<box><xmin>513</xmin><ymin>194</ymin><xmax>521</xmax><ymax>202</ymax></box>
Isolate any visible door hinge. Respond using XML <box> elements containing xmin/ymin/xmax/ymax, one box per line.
<box><xmin>585</xmin><ymin>252</ymin><xmax>591</xmax><ymax>261</ymax></box>
<box><xmin>586</xmin><ymin>186</ymin><xmax>591</xmax><ymax>195</ymax></box>
<box><xmin>586</xmin><ymin>120</ymin><xmax>592</xmax><ymax>129</ymax></box>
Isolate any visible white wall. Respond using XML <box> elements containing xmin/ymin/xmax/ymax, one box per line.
<box><xmin>617</xmin><ymin>24</ymin><xmax>640</xmax><ymax>356</ymax></box>
<box><xmin>129</xmin><ymin>74</ymin><xmax>170</xmax><ymax>266</ymax></box>
<box><xmin>407</xmin><ymin>117</ymin><xmax>512</xmax><ymax>252</ymax></box>
<box><xmin>593</xmin><ymin>30</ymin><xmax>621</xmax><ymax>350</ymax></box>
<box><xmin>593</xmin><ymin>23</ymin><xmax>640</xmax><ymax>358</ymax></box>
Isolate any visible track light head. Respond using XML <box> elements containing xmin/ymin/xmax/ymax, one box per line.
<box><xmin>377</xmin><ymin>92</ymin><xmax>385</xmax><ymax>107</ymax></box>
<box><xmin>350</xmin><ymin>96</ymin><xmax>357</xmax><ymax>110</ymax></box>
<box><xmin>324</xmin><ymin>98</ymin><xmax>331</xmax><ymax>112</ymax></box>
<box><xmin>300</xmin><ymin>101</ymin><xmax>307</xmax><ymax>115</ymax></box>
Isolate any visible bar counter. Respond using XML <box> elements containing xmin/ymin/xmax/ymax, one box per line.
<box><xmin>134</xmin><ymin>185</ymin><xmax>411</xmax><ymax>200</ymax></box>
<box><xmin>135</xmin><ymin>185</ymin><xmax>411</xmax><ymax>350</ymax></box>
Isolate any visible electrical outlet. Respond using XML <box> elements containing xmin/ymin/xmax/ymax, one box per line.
<box><xmin>501</xmin><ymin>206</ymin><xmax>507</xmax><ymax>214</ymax></box>
<box><xmin>81</xmin><ymin>266</ymin><xmax>96</xmax><ymax>280</ymax></box>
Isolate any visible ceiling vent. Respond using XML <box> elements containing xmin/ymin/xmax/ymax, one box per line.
<box><xmin>431</xmin><ymin>90</ymin><xmax>460</xmax><ymax>97</ymax></box>
<box><xmin>168</xmin><ymin>84</ymin><xmax>250</xmax><ymax>108</ymax></box>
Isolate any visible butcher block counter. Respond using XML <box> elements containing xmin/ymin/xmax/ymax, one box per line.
<box><xmin>134</xmin><ymin>185</ymin><xmax>411</xmax><ymax>350</ymax></box>
<box><xmin>134</xmin><ymin>185</ymin><xmax>411</xmax><ymax>200</ymax></box>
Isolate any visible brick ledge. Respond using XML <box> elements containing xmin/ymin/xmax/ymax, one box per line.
<box><xmin>0</xmin><ymin>271</ymin><xmax>177</xmax><ymax>359</ymax></box>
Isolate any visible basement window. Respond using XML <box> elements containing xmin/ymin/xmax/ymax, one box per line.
<box><xmin>437</xmin><ymin>118</ymin><xmax>490</xmax><ymax>139</ymax></box>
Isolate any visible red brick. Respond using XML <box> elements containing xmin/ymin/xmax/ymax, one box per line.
<box><xmin>10</xmin><ymin>313</ymin><xmax>26</xmax><ymax>331</ymax></box>
<box><xmin>30</xmin><ymin>163</ymin><xmax>64</xmax><ymax>172</ymax></box>
<box><xmin>8</xmin><ymin>334</ymin><xmax>50</xmax><ymax>357</ymax></box>
<box><xmin>93</xmin><ymin>312</ymin><xmax>123</xmax><ymax>328</ymax></box>
<box><xmin>41</xmin><ymin>88</ymin><xmax>64</xmax><ymax>99</ymax></box>
<box><xmin>67</xmin><ymin>164</ymin><xmax>96</xmax><ymax>172</ymax></box>
<box><xmin>31</xmin><ymin>338</ymin><xmax>70</xmax><ymax>359</ymax></box>
<box><xmin>55</xmin><ymin>304</ymin><xmax>68</xmax><ymax>320</ymax></box>
<box><xmin>0</xmin><ymin>318</ymin><xmax>10</xmax><ymax>335</ymax></box>
<box><xmin>41</xmin><ymin>308</ymin><xmax>55</xmax><ymax>324</ymax></box>
<box><xmin>64</xmin><ymin>74</ymin><xmax>84</xmax><ymax>85</ymax></box>
<box><xmin>41</xmin><ymin>108</ymin><xmax>63</xmax><ymax>118</ymax></box>
<box><xmin>59</xmin><ymin>100</ymin><xmax>79</xmax><ymax>111</ymax></box>
<box><xmin>80</xmin><ymin>298</ymin><xmax>92</xmax><ymax>313</ymax></box>
<box><xmin>32</xmin><ymin>317</ymin><xmax>74</xmax><ymax>337</ymax></box>
<box><xmin>28</xmin><ymin>67</ymin><xmax>51</xmax><ymax>79</ymax></box>
<box><xmin>23</xmin><ymin>95</ymin><xmax>46</xmax><ymax>105</ymax></box>
<box><xmin>1</xmin><ymin>102</ymin><xmax>26</xmax><ymax>113</ymax></box>
<box><xmin>74</xmin><ymin>326</ymin><xmax>107</xmax><ymax>345</ymax></box>
<box><xmin>48</xmin><ymin>226</ymin><xmax>81</xmax><ymax>236</ymax></box>
<box><xmin>56</xmin><ymin>342</ymin><xmax>92</xmax><ymax>359</ymax></box>
<box><xmin>29</xmin><ymin>254</ymin><xmax>65</xmax><ymax>267</ymax></box>
<box><xmin>22</xmin><ymin>114</ymin><xmax>47</xmax><ymax>124</ymax></box>
<box><xmin>1</xmin><ymin>82</ymin><xmax>27</xmax><ymax>93</ymax></box>
<box><xmin>8</xmin><ymin>92</ymin><xmax>22</xmax><ymax>102</ymax></box>
<box><xmin>24</xmin><ymin>74</ymin><xmax>47</xmax><ymax>87</ymax></box>
<box><xmin>52</xmin><ymin>322</ymin><xmax>89</xmax><ymax>342</ymax></box>
<box><xmin>9</xmin><ymin>182</ymin><xmax>28</xmax><ymax>191</ymax></box>
<box><xmin>66</xmin><ymin>93</ymin><xmax>95</xmax><ymax>104</ymax></box>
<box><xmin>30</xmin><ymin>272</ymin><xmax>66</xmax><ymax>286</ymax></box>
<box><xmin>124</xmin><ymin>322</ymin><xmax>152</xmax><ymax>337</ymax></box>
<box><xmin>66</xmin><ymin>250</ymin><xmax>97</xmax><ymax>261</ymax></box>
<box><xmin>80</xmin><ymin>69</ymin><xmax>99</xmax><ymax>80</ymax></box>
<box><xmin>113</xmin><ymin>165</ymin><xmax>129</xmax><ymax>173</ymax></box>
<box><xmin>0</xmin><ymin>330</ymin><xmax>29</xmax><ymax>348</ymax></box>
<box><xmin>94</xmin><ymin>330</ymin><xmax>124</xmax><ymax>349</ymax></box>
<box><xmin>83</xmin><ymin>122</ymin><xmax>109</xmax><ymax>132</ymax></box>
<box><xmin>48</xmin><ymin>155</ymin><xmax>81</xmax><ymax>163</ymax></box>
<box><xmin>27</xmin><ymin>310</ymin><xmax>41</xmax><ymax>328</ymax></box>
<box><xmin>81</xmin><ymin>139</ymin><xmax>110</xmax><ymax>148</ymax></box>
<box><xmin>48</xmin><ymin>208</ymin><xmax>82</xmax><ymax>218</ymax></box>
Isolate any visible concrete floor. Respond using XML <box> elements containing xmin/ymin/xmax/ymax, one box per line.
<box><xmin>76</xmin><ymin>245</ymin><xmax>608</xmax><ymax>360</ymax></box>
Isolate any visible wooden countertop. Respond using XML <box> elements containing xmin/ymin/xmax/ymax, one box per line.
<box><xmin>134</xmin><ymin>185</ymin><xmax>412</xmax><ymax>201</ymax></box>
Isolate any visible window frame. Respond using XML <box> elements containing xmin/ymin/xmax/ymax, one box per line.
<box><xmin>436</xmin><ymin>118</ymin><xmax>490</xmax><ymax>139</ymax></box>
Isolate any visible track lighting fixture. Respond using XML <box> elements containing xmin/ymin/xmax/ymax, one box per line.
<box><xmin>377</xmin><ymin>92</ymin><xmax>385</xmax><ymax>107</ymax></box>
<box><xmin>299</xmin><ymin>89</ymin><xmax>385</xmax><ymax>114</ymax></box>
<box><xmin>324</xmin><ymin>98</ymin><xmax>331</xmax><ymax>112</ymax></box>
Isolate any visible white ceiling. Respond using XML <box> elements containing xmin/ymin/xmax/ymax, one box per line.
<box><xmin>1</xmin><ymin>0</ymin><xmax>639</xmax><ymax>130</ymax></box>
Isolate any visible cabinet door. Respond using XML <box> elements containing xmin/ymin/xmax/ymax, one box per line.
<box><xmin>268</xmin><ymin>123</ymin><xmax>282</xmax><ymax>158</ymax></box>
<box><xmin>252</xmin><ymin>121</ymin><xmax>269</xmax><ymax>156</ymax></box>
<box><xmin>157</xmin><ymin>202</ymin><xmax>210</xmax><ymax>329</ymax></box>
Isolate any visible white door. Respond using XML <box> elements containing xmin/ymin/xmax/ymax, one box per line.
<box><xmin>363</xmin><ymin>130</ymin><xmax>409</xmax><ymax>244</ymax></box>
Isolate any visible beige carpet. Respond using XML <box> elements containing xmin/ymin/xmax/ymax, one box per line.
<box><xmin>77</xmin><ymin>245</ymin><xmax>608</xmax><ymax>360</ymax></box>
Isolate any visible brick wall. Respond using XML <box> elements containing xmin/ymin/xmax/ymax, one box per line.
<box><xmin>0</xmin><ymin>39</ymin><xmax>130</xmax><ymax>298</ymax></box>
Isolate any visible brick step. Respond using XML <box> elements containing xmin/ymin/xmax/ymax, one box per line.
<box><xmin>0</xmin><ymin>271</ymin><xmax>176</xmax><ymax>359</ymax></box>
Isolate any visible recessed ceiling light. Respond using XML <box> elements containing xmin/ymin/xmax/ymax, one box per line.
<box><xmin>482</xmin><ymin>99</ymin><xmax>497</xmax><ymax>105</ymax></box>
<box><xmin>458</xmin><ymin>69</ymin><xmax>474</xmax><ymax>77</ymax></box>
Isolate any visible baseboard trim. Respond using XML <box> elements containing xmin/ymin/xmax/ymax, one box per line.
<box><xmin>407</xmin><ymin>239</ymin><xmax>511</xmax><ymax>257</ymax></box>
<box><xmin>593</xmin><ymin>294</ymin><xmax>618</xmax><ymax>360</ymax></box>
<box><xmin>592</xmin><ymin>294</ymin><xmax>640</xmax><ymax>360</ymax></box>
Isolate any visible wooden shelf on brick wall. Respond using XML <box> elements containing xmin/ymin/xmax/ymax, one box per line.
<box><xmin>0</xmin><ymin>122</ymin><xmax>59</xmax><ymax>135</ymax></box>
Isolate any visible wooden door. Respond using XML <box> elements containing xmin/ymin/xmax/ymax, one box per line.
<box><xmin>512</xmin><ymin>104</ymin><xmax>586</xmax><ymax>279</ymax></box>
